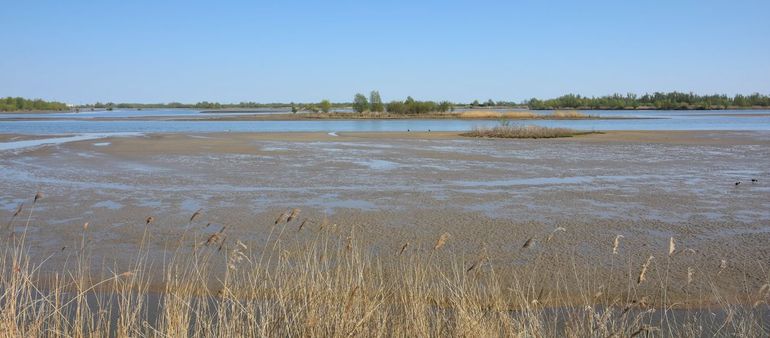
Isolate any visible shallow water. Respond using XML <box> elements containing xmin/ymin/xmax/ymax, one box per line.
<box><xmin>1</xmin><ymin>109</ymin><xmax>769</xmax><ymax>134</ymax></box>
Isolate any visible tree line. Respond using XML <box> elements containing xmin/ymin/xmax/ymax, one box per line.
<box><xmin>527</xmin><ymin>92</ymin><xmax>770</xmax><ymax>110</ymax></box>
<box><xmin>4</xmin><ymin>91</ymin><xmax>770</xmax><ymax>112</ymax></box>
<box><xmin>347</xmin><ymin>91</ymin><xmax>453</xmax><ymax>114</ymax></box>
<box><xmin>0</xmin><ymin>97</ymin><xmax>68</xmax><ymax>112</ymax></box>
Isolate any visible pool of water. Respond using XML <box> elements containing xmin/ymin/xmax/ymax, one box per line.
<box><xmin>0</xmin><ymin>109</ymin><xmax>768</xmax><ymax>134</ymax></box>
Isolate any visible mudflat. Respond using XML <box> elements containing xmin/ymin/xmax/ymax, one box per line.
<box><xmin>2</xmin><ymin>130</ymin><xmax>768</xmax><ymax>303</ymax></box>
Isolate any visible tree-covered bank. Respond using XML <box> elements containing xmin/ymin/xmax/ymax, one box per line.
<box><xmin>527</xmin><ymin>92</ymin><xmax>770</xmax><ymax>110</ymax></box>
<box><xmin>0</xmin><ymin>97</ymin><xmax>68</xmax><ymax>112</ymax></box>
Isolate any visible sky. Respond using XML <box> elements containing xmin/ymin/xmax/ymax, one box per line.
<box><xmin>1</xmin><ymin>0</ymin><xmax>769</xmax><ymax>104</ymax></box>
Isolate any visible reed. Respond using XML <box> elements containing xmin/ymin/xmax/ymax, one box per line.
<box><xmin>1</xmin><ymin>196</ymin><xmax>768</xmax><ymax>337</ymax></box>
<box><xmin>461</xmin><ymin>125</ymin><xmax>588</xmax><ymax>139</ymax></box>
<box><xmin>552</xmin><ymin>110</ymin><xmax>588</xmax><ymax>118</ymax></box>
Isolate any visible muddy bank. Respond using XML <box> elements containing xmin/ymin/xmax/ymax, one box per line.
<box><xmin>1</xmin><ymin>130</ymin><xmax>768</xmax><ymax>302</ymax></box>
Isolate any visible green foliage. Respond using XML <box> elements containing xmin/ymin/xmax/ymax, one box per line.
<box><xmin>385</xmin><ymin>97</ymin><xmax>453</xmax><ymax>115</ymax></box>
<box><xmin>0</xmin><ymin>97</ymin><xmax>68</xmax><ymax>111</ymax></box>
<box><xmin>319</xmin><ymin>99</ymin><xmax>332</xmax><ymax>113</ymax></box>
<box><xmin>353</xmin><ymin>93</ymin><xmax>369</xmax><ymax>113</ymax></box>
<box><xmin>527</xmin><ymin>92</ymin><xmax>770</xmax><ymax>110</ymax></box>
<box><xmin>369</xmin><ymin>91</ymin><xmax>384</xmax><ymax>112</ymax></box>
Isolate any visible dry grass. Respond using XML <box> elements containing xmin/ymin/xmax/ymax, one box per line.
<box><xmin>553</xmin><ymin>110</ymin><xmax>588</xmax><ymax>118</ymax></box>
<box><xmin>1</xmin><ymin>195</ymin><xmax>769</xmax><ymax>337</ymax></box>
<box><xmin>459</xmin><ymin>111</ymin><xmax>538</xmax><ymax>119</ymax></box>
<box><xmin>458</xmin><ymin>110</ymin><xmax>591</xmax><ymax>119</ymax></box>
<box><xmin>461</xmin><ymin>125</ymin><xmax>590</xmax><ymax>139</ymax></box>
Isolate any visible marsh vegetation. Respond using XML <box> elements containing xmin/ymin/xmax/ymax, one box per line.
<box><xmin>2</xmin><ymin>195</ymin><xmax>769</xmax><ymax>336</ymax></box>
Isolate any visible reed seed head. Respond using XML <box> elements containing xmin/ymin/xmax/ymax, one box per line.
<box><xmin>274</xmin><ymin>212</ymin><xmax>286</xmax><ymax>225</ymax></box>
<box><xmin>546</xmin><ymin>227</ymin><xmax>566</xmax><ymax>243</ymax></box>
<box><xmin>287</xmin><ymin>208</ymin><xmax>301</xmax><ymax>222</ymax></box>
<box><xmin>433</xmin><ymin>232</ymin><xmax>451</xmax><ymax>250</ymax></box>
<box><xmin>398</xmin><ymin>242</ymin><xmax>409</xmax><ymax>256</ymax></box>
<box><xmin>612</xmin><ymin>235</ymin><xmax>623</xmax><ymax>254</ymax></box>
<box><xmin>12</xmin><ymin>203</ymin><xmax>23</xmax><ymax>217</ymax></box>
<box><xmin>189</xmin><ymin>208</ymin><xmax>202</xmax><ymax>223</ymax></box>
<box><xmin>637</xmin><ymin>255</ymin><xmax>654</xmax><ymax>284</ymax></box>
<box><xmin>522</xmin><ymin>238</ymin><xmax>534</xmax><ymax>249</ymax></box>
<box><xmin>668</xmin><ymin>237</ymin><xmax>676</xmax><ymax>256</ymax></box>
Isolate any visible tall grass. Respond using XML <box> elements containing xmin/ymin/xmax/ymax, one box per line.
<box><xmin>2</xmin><ymin>195</ymin><xmax>769</xmax><ymax>336</ymax></box>
<box><xmin>552</xmin><ymin>110</ymin><xmax>588</xmax><ymax>118</ymax></box>
<box><xmin>458</xmin><ymin>110</ymin><xmax>591</xmax><ymax>119</ymax></box>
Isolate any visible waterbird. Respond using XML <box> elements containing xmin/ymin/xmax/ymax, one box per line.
<box><xmin>735</xmin><ymin>181</ymin><xmax>741</xmax><ymax>186</ymax></box>
<box><xmin>751</xmin><ymin>179</ymin><xmax>758</xmax><ymax>183</ymax></box>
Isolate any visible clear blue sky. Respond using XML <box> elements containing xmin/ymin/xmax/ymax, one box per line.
<box><xmin>1</xmin><ymin>0</ymin><xmax>769</xmax><ymax>104</ymax></box>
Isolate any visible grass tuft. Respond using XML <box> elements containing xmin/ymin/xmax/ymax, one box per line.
<box><xmin>461</xmin><ymin>124</ymin><xmax>593</xmax><ymax>139</ymax></box>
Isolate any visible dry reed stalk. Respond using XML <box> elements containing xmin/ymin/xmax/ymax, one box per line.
<box><xmin>687</xmin><ymin>267</ymin><xmax>694</xmax><ymax>285</ymax></box>
<box><xmin>637</xmin><ymin>255</ymin><xmax>654</xmax><ymax>284</ymax></box>
<box><xmin>433</xmin><ymin>233</ymin><xmax>451</xmax><ymax>251</ymax></box>
<box><xmin>345</xmin><ymin>286</ymin><xmax>359</xmax><ymax>314</ymax></box>
<box><xmin>33</xmin><ymin>192</ymin><xmax>43</xmax><ymax>203</ymax></box>
<box><xmin>82</xmin><ymin>222</ymin><xmax>89</xmax><ymax>231</ymax></box>
<box><xmin>612</xmin><ymin>235</ymin><xmax>623</xmax><ymax>254</ymax></box>
<box><xmin>298</xmin><ymin>219</ymin><xmax>307</xmax><ymax>231</ymax></box>
<box><xmin>668</xmin><ymin>237</ymin><xmax>676</xmax><ymax>256</ymax></box>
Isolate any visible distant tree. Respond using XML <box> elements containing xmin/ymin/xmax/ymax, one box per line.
<box><xmin>369</xmin><ymin>91</ymin><xmax>384</xmax><ymax>112</ymax></box>
<box><xmin>386</xmin><ymin>100</ymin><xmax>406</xmax><ymax>114</ymax></box>
<box><xmin>319</xmin><ymin>99</ymin><xmax>332</xmax><ymax>113</ymax></box>
<box><xmin>353</xmin><ymin>93</ymin><xmax>369</xmax><ymax>113</ymax></box>
<box><xmin>485</xmin><ymin>99</ymin><xmax>496</xmax><ymax>107</ymax></box>
<box><xmin>471</xmin><ymin>100</ymin><xmax>480</xmax><ymax>107</ymax></box>
<box><xmin>291</xmin><ymin>102</ymin><xmax>297</xmax><ymax>113</ymax></box>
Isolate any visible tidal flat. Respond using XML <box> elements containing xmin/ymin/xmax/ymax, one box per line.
<box><xmin>3</xmin><ymin>131</ymin><xmax>768</xmax><ymax>298</ymax></box>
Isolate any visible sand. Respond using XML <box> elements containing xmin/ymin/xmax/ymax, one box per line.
<box><xmin>1</xmin><ymin>130</ymin><xmax>768</xmax><ymax>302</ymax></box>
